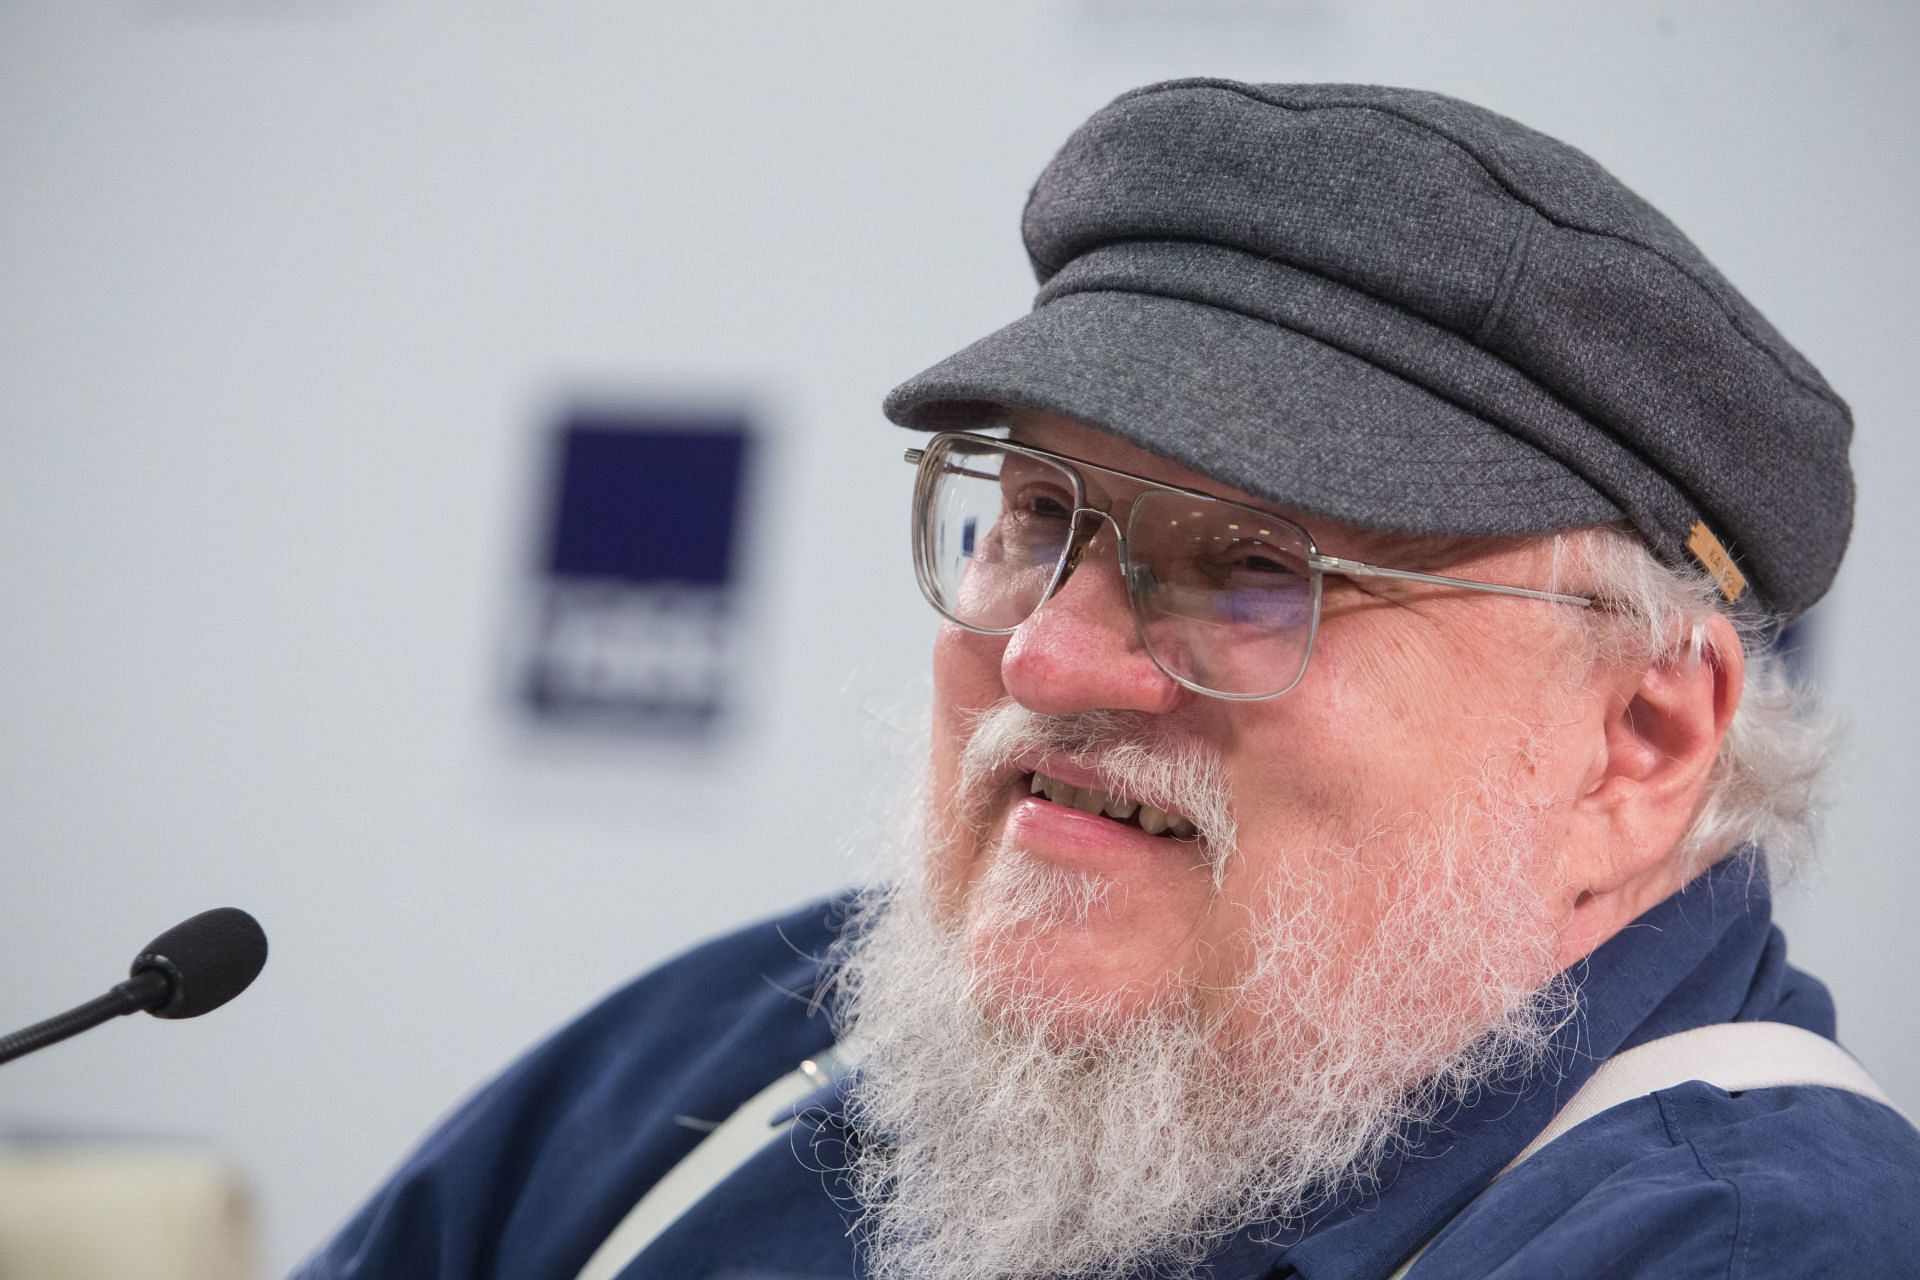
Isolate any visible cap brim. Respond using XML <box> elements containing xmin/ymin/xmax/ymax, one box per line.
<box><xmin>883</xmin><ymin>290</ymin><xmax>1620</xmax><ymax>537</ymax></box>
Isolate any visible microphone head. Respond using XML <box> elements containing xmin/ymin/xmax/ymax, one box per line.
<box><xmin>129</xmin><ymin>907</ymin><xmax>269</xmax><ymax>1020</ymax></box>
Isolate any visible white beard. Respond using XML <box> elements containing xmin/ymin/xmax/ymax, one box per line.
<box><xmin>829</xmin><ymin>705</ymin><xmax>1575</xmax><ymax>1280</ymax></box>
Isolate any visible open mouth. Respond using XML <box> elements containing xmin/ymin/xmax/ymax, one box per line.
<box><xmin>1025</xmin><ymin>770</ymin><xmax>1200</xmax><ymax>840</ymax></box>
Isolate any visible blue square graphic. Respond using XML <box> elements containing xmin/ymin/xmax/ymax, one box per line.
<box><xmin>544</xmin><ymin>421</ymin><xmax>750</xmax><ymax>587</ymax></box>
<box><xmin>521</xmin><ymin>410</ymin><xmax>756</xmax><ymax>734</ymax></box>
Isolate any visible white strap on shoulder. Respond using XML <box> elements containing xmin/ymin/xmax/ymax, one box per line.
<box><xmin>1386</xmin><ymin>1022</ymin><xmax>1900</xmax><ymax>1279</ymax></box>
<box><xmin>1503</xmin><ymin>1020</ymin><xmax>1901</xmax><ymax>1172</ymax></box>
<box><xmin>572</xmin><ymin>1041</ymin><xmax>861</xmax><ymax>1280</ymax></box>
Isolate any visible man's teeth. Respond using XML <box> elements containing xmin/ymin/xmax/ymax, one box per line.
<box><xmin>1028</xmin><ymin>772</ymin><xmax>1198</xmax><ymax>839</ymax></box>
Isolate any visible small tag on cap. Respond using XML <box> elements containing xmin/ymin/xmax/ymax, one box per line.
<box><xmin>1686</xmin><ymin>522</ymin><xmax>1748</xmax><ymax>603</ymax></box>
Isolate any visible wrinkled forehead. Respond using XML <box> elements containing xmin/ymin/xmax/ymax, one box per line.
<box><xmin>1008</xmin><ymin>410</ymin><xmax>1259</xmax><ymax>503</ymax></box>
<box><xmin>1007</xmin><ymin>408</ymin><xmax>1538</xmax><ymax>569</ymax></box>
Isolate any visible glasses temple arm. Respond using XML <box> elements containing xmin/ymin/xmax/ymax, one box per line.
<box><xmin>1313</xmin><ymin>555</ymin><xmax>1593</xmax><ymax>607</ymax></box>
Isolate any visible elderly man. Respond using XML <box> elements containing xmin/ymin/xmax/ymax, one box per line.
<box><xmin>301</xmin><ymin>81</ymin><xmax>1920</xmax><ymax>1280</ymax></box>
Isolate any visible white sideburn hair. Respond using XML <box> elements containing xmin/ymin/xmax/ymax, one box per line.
<box><xmin>1552</xmin><ymin>526</ymin><xmax>1835</xmax><ymax>878</ymax></box>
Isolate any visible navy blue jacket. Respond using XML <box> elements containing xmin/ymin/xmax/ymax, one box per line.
<box><xmin>297</xmin><ymin>858</ymin><xmax>1920</xmax><ymax>1279</ymax></box>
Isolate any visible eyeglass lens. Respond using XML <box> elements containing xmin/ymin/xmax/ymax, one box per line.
<box><xmin>914</xmin><ymin>436</ymin><xmax>1320</xmax><ymax>698</ymax></box>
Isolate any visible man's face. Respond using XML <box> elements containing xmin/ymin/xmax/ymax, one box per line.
<box><xmin>925</xmin><ymin>413</ymin><xmax>1603</xmax><ymax>1032</ymax></box>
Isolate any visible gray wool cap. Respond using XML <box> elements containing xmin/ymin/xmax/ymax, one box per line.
<box><xmin>883</xmin><ymin>79</ymin><xmax>1853</xmax><ymax>620</ymax></box>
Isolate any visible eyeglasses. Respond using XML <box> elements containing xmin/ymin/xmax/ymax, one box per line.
<box><xmin>905</xmin><ymin>432</ymin><xmax>1593</xmax><ymax>701</ymax></box>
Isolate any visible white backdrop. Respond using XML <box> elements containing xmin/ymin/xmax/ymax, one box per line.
<box><xmin>2</xmin><ymin>2</ymin><xmax>1915</xmax><ymax>1273</ymax></box>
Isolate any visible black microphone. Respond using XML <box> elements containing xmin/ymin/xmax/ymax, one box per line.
<box><xmin>0</xmin><ymin>907</ymin><xmax>268</xmax><ymax>1067</ymax></box>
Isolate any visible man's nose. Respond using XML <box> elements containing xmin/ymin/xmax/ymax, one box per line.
<box><xmin>999</xmin><ymin>522</ymin><xmax>1189</xmax><ymax>716</ymax></box>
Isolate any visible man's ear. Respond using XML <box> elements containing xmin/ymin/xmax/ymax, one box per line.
<box><xmin>1558</xmin><ymin>613</ymin><xmax>1744</xmax><ymax>961</ymax></box>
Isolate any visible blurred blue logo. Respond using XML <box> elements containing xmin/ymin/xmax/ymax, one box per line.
<box><xmin>521</xmin><ymin>410</ymin><xmax>754</xmax><ymax>734</ymax></box>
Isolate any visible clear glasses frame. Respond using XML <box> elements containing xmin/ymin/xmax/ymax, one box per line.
<box><xmin>905</xmin><ymin>431</ymin><xmax>1594</xmax><ymax>701</ymax></box>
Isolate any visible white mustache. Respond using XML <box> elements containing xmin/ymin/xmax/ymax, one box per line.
<box><xmin>957</xmin><ymin>702</ymin><xmax>1240</xmax><ymax>880</ymax></box>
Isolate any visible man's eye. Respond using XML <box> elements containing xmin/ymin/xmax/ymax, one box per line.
<box><xmin>1228</xmin><ymin>548</ymin><xmax>1307</xmax><ymax>578</ymax></box>
<box><xmin>1009</xmin><ymin>487</ymin><xmax>1073</xmax><ymax>519</ymax></box>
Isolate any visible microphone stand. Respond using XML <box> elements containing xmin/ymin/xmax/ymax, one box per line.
<box><xmin>0</xmin><ymin>969</ymin><xmax>170</xmax><ymax>1066</ymax></box>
